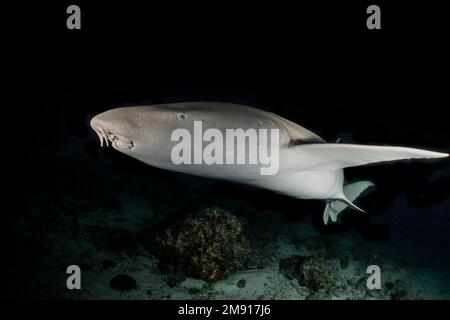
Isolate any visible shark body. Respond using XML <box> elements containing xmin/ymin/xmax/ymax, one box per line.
<box><xmin>90</xmin><ymin>102</ymin><xmax>448</xmax><ymax>224</ymax></box>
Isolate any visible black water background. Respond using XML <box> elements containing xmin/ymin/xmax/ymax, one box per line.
<box><xmin>4</xmin><ymin>2</ymin><xmax>450</xmax><ymax>298</ymax></box>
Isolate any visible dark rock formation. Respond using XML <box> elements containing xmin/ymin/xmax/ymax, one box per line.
<box><xmin>279</xmin><ymin>255</ymin><xmax>333</xmax><ymax>290</ymax></box>
<box><xmin>155</xmin><ymin>207</ymin><xmax>258</xmax><ymax>282</ymax></box>
<box><xmin>109</xmin><ymin>274</ymin><xmax>137</xmax><ymax>291</ymax></box>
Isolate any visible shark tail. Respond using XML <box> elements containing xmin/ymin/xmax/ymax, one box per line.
<box><xmin>323</xmin><ymin>181</ymin><xmax>375</xmax><ymax>225</ymax></box>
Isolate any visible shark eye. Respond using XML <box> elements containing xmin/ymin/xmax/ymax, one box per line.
<box><xmin>176</xmin><ymin>112</ymin><xmax>187</xmax><ymax>120</ymax></box>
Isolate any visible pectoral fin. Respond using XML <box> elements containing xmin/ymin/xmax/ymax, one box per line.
<box><xmin>283</xmin><ymin>143</ymin><xmax>448</xmax><ymax>173</ymax></box>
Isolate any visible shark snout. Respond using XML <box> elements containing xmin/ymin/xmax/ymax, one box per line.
<box><xmin>90</xmin><ymin>114</ymin><xmax>134</xmax><ymax>150</ymax></box>
<box><xmin>90</xmin><ymin>115</ymin><xmax>111</xmax><ymax>147</ymax></box>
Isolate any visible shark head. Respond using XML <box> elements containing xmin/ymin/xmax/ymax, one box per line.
<box><xmin>89</xmin><ymin>104</ymin><xmax>211</xmax><ymax>165</ymax></box>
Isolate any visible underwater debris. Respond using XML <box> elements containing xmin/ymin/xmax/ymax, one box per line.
<box><xmin>279</xmin><ymin>255</ymin><xmax>333</xmax><ymax>291</ymax></box>
<box><xmin>237</xmin><ymin>279</ymin><xmax>246</xmax><ymax>288</ymax></box>
<box><xmin>109</xmin><ymin>274</ymin><xmax>138</xmax><ymax>291</ymax></box>
<box><xmin>155</xmin><ymin>207</ymin><xmax>257</xmax><ymax>282</ymax></box>
<box><xmin>300</xmin><ymin>257</ymin><xmax>333</xmax><ymax>290</ymax></box>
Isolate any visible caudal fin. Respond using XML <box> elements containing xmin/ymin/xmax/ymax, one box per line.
<box><xmin>323</xmin><ymin>181</ymin><xmax>375</xmax><ymax>225</ymax></box>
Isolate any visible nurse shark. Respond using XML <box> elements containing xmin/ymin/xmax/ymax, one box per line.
<box><xmin>90</xmin><ymin>102</ymin><xmax>448</xmax><ymax>224</ymax></box>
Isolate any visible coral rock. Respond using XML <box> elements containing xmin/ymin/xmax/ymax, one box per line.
<box><xmin>155</xmin><ymin>207</ymin><xmax>255</xmax><ymax>282</ymax></box>
<box><xmin>279</xmin><ymin>255</ymin><xmax>333</xmax><ymax>291</ymax></box>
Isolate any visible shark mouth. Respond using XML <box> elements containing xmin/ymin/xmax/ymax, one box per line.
<box><xmin>94</xmin><ymin>127</ymin><xmax>134</xmax><ymax>150</ymax></box>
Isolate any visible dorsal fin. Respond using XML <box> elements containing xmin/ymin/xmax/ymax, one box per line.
<box><xmin>271</xmin><ymin>113</ymin><xmax>325</xmax><ymax>145</ymax></box>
